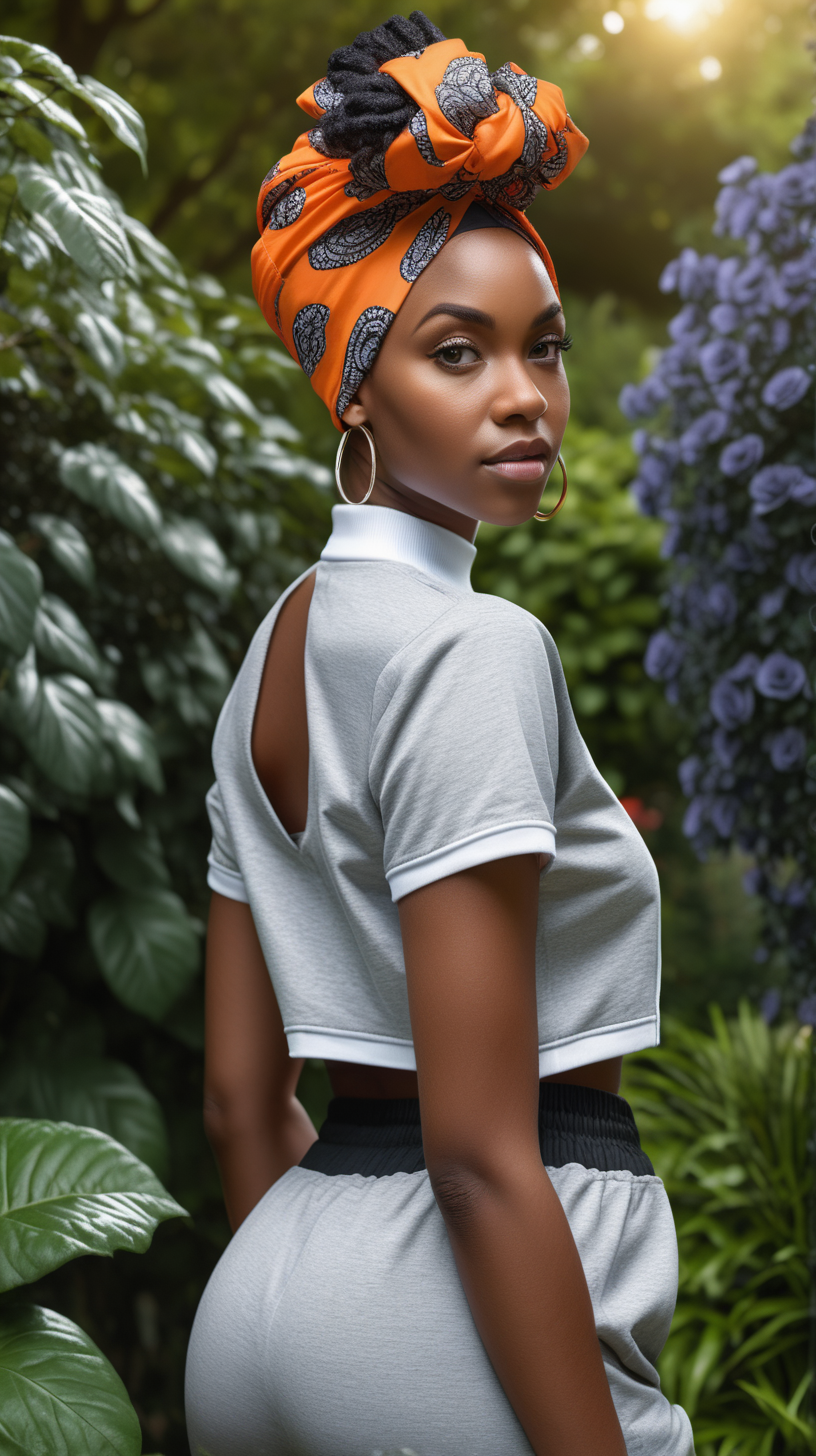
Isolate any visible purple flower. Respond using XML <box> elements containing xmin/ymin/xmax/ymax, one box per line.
<box><xmin>785</xmin><ymin>552</ymin><xmax>816</xmax><ymax>594</ymax></box>
<box><xmin>645</xmin><ymin>630</ymin><xmax>686</xmax><ymax>681</ymax></box>
<box><xmin>727</xmin><ymin>652</ymin><xmax>761</xmax><ymax>681</ymax></box>
<box><xmin>619</xmin><ymin>383</ymin><xmax>647</xmax><ymax>421</ymax></box>
<box><xmin>678</xmin><ymin>754</ymin><xmax>701</xmax><ymax>796</ymax></box>
<box><xmin>718</xmin><ymin>156</ymin><xmax>758</xmax><ymax>186</ymax></box>
<box><xmin>667</xmin><ymin>304</ymin><xmax>706</xmax><ymax>343</ymax></box>
<box><xmin>771</xmin><ymin>317</ymin><xmax>791</xmax><ymax>352</ymax></box>
<box><xmin>719</xmin><ymin>433</ymin><xmax>764</xmax><ymax>476</ymax></box>
<box><xmin>708</xmin><ymin>302</ymin><xmax>740</xmax><ymax>334</ymax></box>
<box><xmin>759</xmin><ymin>987</ymin><xmax>780</xmax><ymax>1023</ymax></box>
<box><xmin>797</xmin><ymin>995</ymin><xmax>816</xmax><ymax>1026</ymax></box>
<box><xmin>700</xmin><ymin>339</ymin><xmax>748</xmax><ymax>384</ymax></box>
<box><xmin>774</xmin><ymin>161</ymin><xmax>816</xmax><ymax>209</ymax></box>
<box><xmin>724</xmin><ymin>542</ymin><xmax>756</xmax><ymax>572</ymax></box>
<box><xmin>705</xmin><ymin>582</ymin><xmax>737</xmax><ymax>625</ymax></box>
<box><xmin>768</xmin><ymin>726</ymin><xmax>807</xmax><ymax>770</ymax></box>
<box><xmin>715</xmin><ymin>187</ymin><xmax>761</xmax><ymax>239</ymax></box>
<box><xmin>749</xmin><ymin>463</ymin><xmax>809</xmax><ymax>514</ymax></box>
<box><xmin>710</xmin><ymin>675</ymin><xmax>755</xmax><ymax>729</ymax></box>
<box><xmin>715</xmin><ymin>256</ymin><xmax>741</xmax><ymax>301</ymax></box>
<box><xmin>679</xmin><ymin>409</ymin><xmax>729</xmax><ymax>463</ymax></box>
<box><xmin>761</xmin><ymin>365</ymin><xmax>811</xmax><ymax>410</ymax></box>
<box><xmin>791</xmin><ymin>473</ymin><xmax>816</xmax><ymax>506</ymax></box>
<box><xmin>710</xmin><ymin>795</ymin><xmax>739</xmax><ymax>837</ymax></box>
<box><xmin>682</xmin><ymin>795</ymin><xmax>710</xmax><ymax>837</ymax></box>
<box><xmin>631</xmin><ymin>429</ymin><xmax>649</xmax><ymax>456</ymax></box>
<box><xmin>759</xmin><ymin>586</ymin><xmax>787</xmax><ymax>618</ymax></box>
<box><xmin>733</xmin><ymin>256</ymin><xmax>769</xmax><ymax>306</ymax></box>
<box><xmin>659</xmin><ymin>248</ymin><xmax>718</xmax><ymax>301</ymax></box>
<box><xmin>755</xmin><ymin>652</ymin><xmax>807</xmax><ymax>700</ymax></box>
<box><xmin>712</xmin><ymin>727</ymin><xmax>740</xmax><ymax>767</ymax></box>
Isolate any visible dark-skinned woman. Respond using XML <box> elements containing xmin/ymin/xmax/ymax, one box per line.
<box><xmin>185</xmin><ymin>13</ymin><xmax>694</xmax><ymax>1455</ymax></box>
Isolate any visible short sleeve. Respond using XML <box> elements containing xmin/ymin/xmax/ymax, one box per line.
<box><xmin>369</xmin><ymin>605</ymin><xmax>558</xmax><ymax>901</ymax></box>
<box><xmin>205</xmin><ymin>780</ymin><xmax>250</xmax><ymax>903</ymax></box>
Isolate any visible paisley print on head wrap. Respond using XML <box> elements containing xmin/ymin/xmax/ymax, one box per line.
<box><xmin>251</xmin><ymin>13</ymin><xmax>588</xmax><ymax>428</ymax></box>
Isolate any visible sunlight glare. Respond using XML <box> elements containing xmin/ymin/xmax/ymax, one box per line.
<box><xmin>699</xmin><ymin>54</ymin><xmax>722</xmax><ymax>79</ymax></box>
<box><xmin>602</xmin><ymin>11</ymin><xmax>625</xmax><ymax>33</ymax></box>
<box><xmin>644</xmin><ymin>0</ymin><xmax>724</xmax><ymax>32</ymax></box>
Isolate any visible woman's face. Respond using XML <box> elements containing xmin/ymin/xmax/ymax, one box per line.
<box><xmin>341</xmin><ymin>227</ymin><xmax>570</xmax><ymax>540</ymax></box>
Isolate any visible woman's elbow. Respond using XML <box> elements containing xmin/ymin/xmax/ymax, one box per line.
<box><xmin>202</xmin><ymin>1083</ymin><xmax>270</xmax><ymax>1150</ymax></box>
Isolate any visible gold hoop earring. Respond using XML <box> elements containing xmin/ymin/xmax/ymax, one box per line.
<box><xmin>534</xmin><ymin>453</ymin><xmax>567</xmax><ymax>522</ymax></box>
<box><xmin>335</xmin><ymin>425</ymin><xmax>377</xmax><ymax>505</ymax></box>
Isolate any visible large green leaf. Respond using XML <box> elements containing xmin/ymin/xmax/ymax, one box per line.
<box><xmin>33</xmin><ymin>593</ymin><xmax>106</xmax><ymax>687</ymax></box>
<box><xmin>0</xmin><ymin>886</ymin><xmax>46</xmax><ymax>960</ymax></box>
<box><xmin>93</xmin><ymin>824</ymin><xmax>171</xmax><ymax>892</ymax></box>
<box><xmin>59</xmin><ymin>443</ymin><xmax>161</xmax><ymax>539</ymax></box>
<box><xmin>96</xmin><ymin>700</ymin><xmax>163</xmax><ymax>792</ymax></box>
<box><xmin>0</xmin><ymin>784</ymin><xmax>29</xmax><ymax>896</ymax></box>
<box><xmin>88</xmin><ymin>890</ymin><xmax>200</xmax><ymax>1020</ymax></box>
<box><xmin>0</xmin><ymin>1304</ymin><xmax>142</xmax><ymax>1456</ymax></box>
<box><xmin>14</xmin><ymin>165</ymin><xmax>130</xmax><ymax>283</ymax></box>
<box><xmin>16</xmin><ymin>829</ymin><xmax>76</xmax><ymax>928</ymax></box>
<box><xmin>75</xmin><ymin>311</ymin><xmax>125</xmax><ymax>377</ymax></box>
<box><xmin>0</xmin><ymin>35</ymin><xmax>80</xmax><ymax>96</ymax></box>
<box><xmin>0</xmin><ymin>1057</ymin><xmax>169</xmax><ymax>1178</ymax></box>
<box><xmin>0</xmin><ymin>1117</ymin><xmax>186</xmax><ymax>1291</ymax></box>
<box><xmin>76</xmin><ymin>75</ymin><xmax>147</xmax><ymax>174</ymax></box>
<box><xmin>0</xmin><ymin>530</ymin><xmax>42</xmax><ymax>657</ymax></box>
<box><xmin>28</xmin><ymin>514</ymin><xmax>95</xmax><ymax>588</ymax></box>
<box><xmin>159</xmin><ymin>515</ymin><xmax>238</xmax><ymax>597</ymax></box>
<box><xmin>4</xmin><ymin>650</ymin><xmax>102</xmax><ymax>794</ymax></box>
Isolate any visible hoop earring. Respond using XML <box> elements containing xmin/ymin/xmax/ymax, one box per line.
<box><xmin>534</xmin><ymin>453</ymin><xmax>567</xmax><ymax>522</ymax></box>
<box><xmin>335</xmin><ymin>425</ymin><xmax>377</xmax><ymax>505</ymax></box>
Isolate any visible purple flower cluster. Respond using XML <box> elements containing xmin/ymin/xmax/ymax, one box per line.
<box><xmin>623</xmin><ymin>119</ymin><xmax>816</xmax><ymax>997</ymax></box>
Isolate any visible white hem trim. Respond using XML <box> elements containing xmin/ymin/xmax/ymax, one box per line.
<box><xmin>287</xmin><ymin>1027</ymin><xmax>417</xmax><ymax>1070</ymax></box>
<box><xmin>387</xmin><ymin>822</ymin><xmax>556</xmax><ymax>901</ymax></box>
<box><xmin>207</xmin><ymin>860</ymin><xmax>250</xmax><ymax>903</ymax></box>
<box><xmin>285</xmin><ymin>1017</ymin><xmax>659</xmax><ymax>1073</ymax></box>
<box><xmin>538</xmin><ymin>1018</ymin><xmax>659</xmax><ymax>1076</ymax></box>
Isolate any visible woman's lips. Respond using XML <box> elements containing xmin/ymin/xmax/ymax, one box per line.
<box><xmin>483</xmin><ymin>455</ymin><xmax>547</xmax><ymax>482</ymax></box>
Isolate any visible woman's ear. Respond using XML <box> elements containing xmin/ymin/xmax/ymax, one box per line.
<box><xmin>340</xmin><ymin>396</ymin><xmax>368</xmax><ymax>429</ymax></box>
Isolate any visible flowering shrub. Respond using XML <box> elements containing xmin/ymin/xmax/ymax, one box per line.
<box><xmin>622</xmin><ymin>119</ymin><xmax>816</xmax><ymax>1002</ymax></box>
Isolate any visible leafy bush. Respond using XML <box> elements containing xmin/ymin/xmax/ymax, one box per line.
<box><xmin>0</xmin><ymin>32</ymin><xmax>330</xmax><ymax>1447</ymax></box>
<box><xmin>622</xmin><ymin>117</ymin><xmax>816</xmax><ymax>998</ymax></box>
<box><xmin>626</xmin><ymin>1005</ymin><xmax>814</xmax><ymax>1455</ymax></box>
<box><xmin>0</xmin><ymin>1116</ymin><xmax>184</xmax><ymax>1453</ymax></box>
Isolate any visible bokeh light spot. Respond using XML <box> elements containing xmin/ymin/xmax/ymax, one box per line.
<box><xmin>699</xmin><ymin>55</ymin><xmax>723</xmax><ymax>80</ymax></box>
<box><xmin>602</xmin><ymin>11</ymin><xmax>625</xmax><ymax>33</ymax></box>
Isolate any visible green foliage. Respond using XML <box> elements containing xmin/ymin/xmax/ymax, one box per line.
<box><xmin>474</xmin><ymin>414</ymin><xmax>669</xmax><ymax>791</ymax></box>
<box><xmin>3</xmin><ymin>0</ymin><xmax>808</xmax><ymax>308</ymax></box>
<box><xmin>626</xmin><ymin>1006</ymin><xmax>814</xmax><ymax>1455</ymax></box>
<box><xmin>0</xmin><ymin>1303</ymin><xmax>142</xmax><ymax>1456</ymax></box>
<box><xmin>0</xmin><ymin>1117</ymin><xmax>184</xmax><ymax>1454</ymax></box>
<box><xmin>0</xmin><ymin>32</ymin><xmax>330</xmax><ymax>1449</ymax></box>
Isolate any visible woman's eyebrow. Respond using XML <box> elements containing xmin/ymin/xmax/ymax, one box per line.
<box><xmin>531</xmin><ymin>302</ymin><xmax>565</xmax><ymax>328</ymax></box>
<box><xmin>413</xmin><ymin>300</ymin><xmax>565</xmax><ymax>334</ymax></box>
<box><xmin>413</xmin><ymin>303</ymin><xmax>495</xmax><ymax>332</ymax></box>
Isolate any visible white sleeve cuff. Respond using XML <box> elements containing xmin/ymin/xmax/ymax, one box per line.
<box><xmin>386</xmin><ymin>822</ymin><xmax>556</xmax><ymax>902</ymax></box>
<box><xmin>207</xmin><ymin>859</ymin><xmax>250</xmax><ymax>903</ymax></box>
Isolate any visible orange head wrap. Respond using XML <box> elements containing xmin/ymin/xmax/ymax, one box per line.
<box><xmin>251</xmin><ymin>34</ymin><xmax>588</xmax><ymax>428</ymax></box>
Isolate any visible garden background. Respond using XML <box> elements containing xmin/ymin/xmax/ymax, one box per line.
<box><xmin>0</xmin><ymin>0</ymin><xmax>814</xmax><ymax>1452</ymax></box>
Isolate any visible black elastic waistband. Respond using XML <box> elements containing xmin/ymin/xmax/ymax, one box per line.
<box><xmin>299</xmin><ymin>1081</ymin><xmax>653</xmax><ymax>1178</ymax></box>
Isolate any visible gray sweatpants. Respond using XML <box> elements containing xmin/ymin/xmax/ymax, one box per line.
<box><xmin>185</xmin><ymin>1162</ymin><xmax>694</xmax><ymax>1455</ymax></box>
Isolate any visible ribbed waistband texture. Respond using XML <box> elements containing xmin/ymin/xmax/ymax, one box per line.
<box><xmin>299</xmin><ymin>1082</ymin><xmax>654</xmax><ymax>1178</ymax></box>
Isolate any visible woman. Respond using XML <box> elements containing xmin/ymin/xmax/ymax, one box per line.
<box><xmin>185</xmin><ymin>13</ymin><xmax>694</xmax><ymax>1455</ymax></box>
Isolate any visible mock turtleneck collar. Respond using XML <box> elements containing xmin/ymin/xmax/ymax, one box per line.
<box><xmin>320</xmin><ymin>505</ymin><xmax>476</xmax><ymax>592</ymax></box>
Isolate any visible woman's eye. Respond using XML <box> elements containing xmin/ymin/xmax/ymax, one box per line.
<box><xmin>433</xmin><ymin>341</ymin><xmax>480</xmax><ymax>367</ymax></box>
<box><xmin>530</xmin><ymin>335</ymin><xmax>571</xmax><ymax>362</ymax></box>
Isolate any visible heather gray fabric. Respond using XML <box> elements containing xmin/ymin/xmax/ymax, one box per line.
<box><xmin>185</xmin><ymin>1163</ymin><xmax>694</xmax><ymax>1456</ymax></box>
<box><xmin>205</xmin><ymin>504</ymin><xmax>662</xmax><ymax>1075</ymax></box>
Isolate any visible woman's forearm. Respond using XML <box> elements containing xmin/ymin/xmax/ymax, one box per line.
<box><xmin>206</xmin><ymin>1094</ymin><xmax>317</xmax><ymax>1231</ymax></box>
<box><xmin>434</xmin><ymin>1155</ymin><xmax>626</xmax><ymax>1456</ymax></box>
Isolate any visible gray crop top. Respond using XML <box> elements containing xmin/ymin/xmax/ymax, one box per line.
<box><xmin>206</xmin><ymin>503</ymin><xmax>661</xmax><ymax>1075</ymax></box>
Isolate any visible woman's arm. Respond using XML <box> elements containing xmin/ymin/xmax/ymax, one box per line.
<box><xmin>204</xmin><ymin>891</ymin><xmax>318</xmax><ymax>1231</ymax></box>
<box><xmin>398</xmin><ymin>856</ymin><xmax>626</xmax><ymax>1456</ymax></box>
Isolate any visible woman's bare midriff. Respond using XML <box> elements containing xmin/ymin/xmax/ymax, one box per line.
<box><xmin>325</xmin><ymin>1056</ymin><xmax>623</xmax><ymax>1100</ymax></box>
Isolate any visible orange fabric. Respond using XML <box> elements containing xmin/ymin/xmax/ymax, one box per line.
<box><xmin>251</xmin><ymin>37</ymin><xmax>588</xmax><ymax>428</ymax></box>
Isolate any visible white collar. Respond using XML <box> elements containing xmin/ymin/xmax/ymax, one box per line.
<box><xmin>320</xmin><ymin>504</ymin><xmax>476</xmax><ymax>592</ymax></box>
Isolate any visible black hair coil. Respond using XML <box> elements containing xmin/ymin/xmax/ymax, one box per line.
<box><xmin>319</xmin><ymin>11</ymin><xmax>447</xmax><ymax>178</ymax></box>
